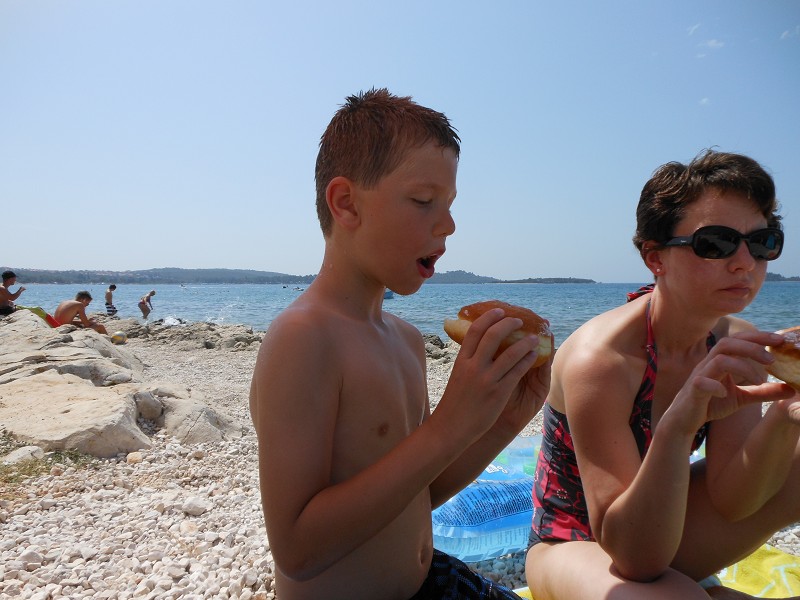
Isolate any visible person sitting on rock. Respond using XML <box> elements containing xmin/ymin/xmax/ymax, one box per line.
<box><xmin>0</xmin><ymin>270</ymin><xmax>25</xmax><ymax>316</ymax></box>
<box><xmin>54</xmin><ymin>291</ymin><xmax>108</xmax><ymax>335</ymax></box>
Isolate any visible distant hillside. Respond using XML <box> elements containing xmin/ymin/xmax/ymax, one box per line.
<box><xmin>428</xmin><ymin>271</ymin><xmax>596</xmax><ymax>284</ymax></box>
<box><xmin>500</xmin><ymin>277</ymin><xmax>596</xmax><ymax>284</ymax></box>
<box><xmin>4</xmin><ymin>266</ymin><xmax>796</xmax><ymax>285</ymax></box>
<box><xmin>766</xmin><ymin>272</ymin><xmax>800</xmax><ymax>282</ymax></box>
<box><xmin>3</xmin><ymin>267</ymin><xmax>316</xmax><ymax>285</ymax></box>
<box><xmin>428</xmin><ymin>270</ymin><xmax>499</xmax><ymax>283</ymax></box>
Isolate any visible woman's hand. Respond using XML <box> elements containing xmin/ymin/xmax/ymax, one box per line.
<box><xmin>667</xmin><ymin>331</ymin><xmax>794</xmax><ymax>433</ymax></box>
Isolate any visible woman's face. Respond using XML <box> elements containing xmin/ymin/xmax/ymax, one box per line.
<box><xmin>657</xmin><ymin>188</ymin><xmax>771</xmax><ymax>316</ymax></box>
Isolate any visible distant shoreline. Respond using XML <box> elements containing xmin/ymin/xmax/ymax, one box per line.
<box><xmin>2</xmin><ymin>266</ymin><xmax>798</xmax><ymax>285</ymax></box>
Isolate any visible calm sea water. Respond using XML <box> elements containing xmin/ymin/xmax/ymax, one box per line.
<box><xmin>15</xmin><ymin>281</ymin><xmax>800</xmax><ymax>344</ymax></box>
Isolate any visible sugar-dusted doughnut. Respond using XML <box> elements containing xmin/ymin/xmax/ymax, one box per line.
<box><xmin>766</xmin><ymin>326</ymin><xmax>800</xmax><ymax>391</ymax></box>
<box><xmin>443</xmin><ymin>300</ymin><xmax>553</xmax><ymax>368</ymax></box>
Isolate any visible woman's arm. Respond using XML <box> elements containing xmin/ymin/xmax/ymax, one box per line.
<box><xmin>574</xmin><ymin>329</ymin><xmax>793</xmax><ymax>580</ymax></box>
<box><xmin>565</xmin><ymin>343</ymin><xmax>696</xmax><ymax>581</ymax></box>
<box><xmin>704</xmin><ymin>385</ymin><xmax>799</xmax><ymax>520</ymax></box>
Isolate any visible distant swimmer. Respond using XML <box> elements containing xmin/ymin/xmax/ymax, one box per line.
<box><xmin>138</xmin><ymin>290</ymin><xmax>156</xmax><ymax>319</ymax></box>
<box><xmin>53</xmin><ymin>291</ymin><xmax>108</xmax><ymax>335</ymax></box>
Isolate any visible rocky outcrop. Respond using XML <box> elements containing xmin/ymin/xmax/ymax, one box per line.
<box><xmin>98</xmin><ymin>316</ymin><xmax>262</xmax><ymax>351</ymax></box>
<box><xmin>0</xmin><ymin>311</ymin><xmax>242</xmax><ymax>459</ymax></box>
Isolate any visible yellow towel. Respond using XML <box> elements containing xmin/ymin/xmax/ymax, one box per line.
<box><xmin>513</xmin><ymin>545</ymin><xmax>800</xmax><ymax>599</ymax></box>
<box><xmin>717</xmin><ymin>545</ymin><xmax>800</xmax><ymax>598</ymax></box>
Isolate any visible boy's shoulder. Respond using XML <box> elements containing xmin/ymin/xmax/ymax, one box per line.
<box><xmin>264</xmin><ymin>297</ymin><xmax>424</xmax><ymax>357</ymax></box>
<box><xmin>383</xmin><ymin>310</ymin><xmax>425</xmax><ymax>345</ymax></box>
<box><xmin>264</xmin><ymin>295</ymin><xmax>346</xmax><ymax>349</ymax></box>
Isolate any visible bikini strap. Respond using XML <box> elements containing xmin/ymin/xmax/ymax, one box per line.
<box><xmin>644</xmin><ymin>299</ymin><xmax>657</xmax><ymax>361</ymax></box>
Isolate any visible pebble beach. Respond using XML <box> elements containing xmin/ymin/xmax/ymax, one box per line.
<box><xmin>1</xmin><ymin>322</ymin><xmax>798</xmax><ymax>599</ymax></box>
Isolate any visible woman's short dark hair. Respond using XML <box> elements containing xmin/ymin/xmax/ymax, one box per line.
<box><xmin>633</xmin><ymin>149</ymin><xmax>781</xmax><ymax>259</ymax></box>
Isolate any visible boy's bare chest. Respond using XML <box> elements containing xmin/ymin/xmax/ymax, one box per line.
<box><xmin>335</xmin><ymin>340</ymin><xmax>427</xmax><ymax>451</ymax></box>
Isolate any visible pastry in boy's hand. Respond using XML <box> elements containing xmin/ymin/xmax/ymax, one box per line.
<box><xmin>766</xmin><ymin>326</ymin><xmax>800</xmax><ymax>391</ymax></box>
<box><xmin>443</xmin><ymin>300</ymin><xmax>554</xmax><ymax>368</ymax></box>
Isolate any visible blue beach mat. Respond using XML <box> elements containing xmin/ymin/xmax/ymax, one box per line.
<box><xmin>433</xmin><ymin>436</ymin><xmax>799</xmax><ymax>598</ymax></box>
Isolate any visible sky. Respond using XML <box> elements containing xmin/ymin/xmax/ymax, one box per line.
<box><xmin>1</xmin><ymin>1</ymin><xmax>799</xmax><ymax>283</ymax></box>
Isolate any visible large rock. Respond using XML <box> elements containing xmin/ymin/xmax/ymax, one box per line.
<box><xmin>95</xmin><ymin>316</ymin><xmax>262</xmax><ymax>351</ymax></box>
<box><xmin>0</xmin><ymin>371</ymin><xmax>152</xmax><ymax>457</ymax></box>
<box><xmin>0</xmin><ymin>310</ymin><xmax>242</xmax><ymax>458</ymax></box>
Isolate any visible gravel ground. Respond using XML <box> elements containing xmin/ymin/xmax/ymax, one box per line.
<box><xmin>1</xmin><ymin>328</ymin><xmax>797</xmax><ymax>599</ymax></box>
<box><xmin>131</xmin><ymin>334</ymin><xmax>800</xmax><ymax>587</ymax></box>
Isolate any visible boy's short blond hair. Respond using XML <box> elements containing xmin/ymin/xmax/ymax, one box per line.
<box><xmin>315</xmin><ymin>88</ymin><xmax>460</xmax><ymax>236</ymax></box>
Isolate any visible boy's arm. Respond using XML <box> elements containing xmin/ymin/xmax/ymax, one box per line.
<box><xmin>428</xmin><ymin>343</ymin><xmax>551</xmax><ymax>507</ymax></box>
<box><xmin>251</xmin><ymin>308</ymin><xmax>540</xmax><ymax>582</ymax></box>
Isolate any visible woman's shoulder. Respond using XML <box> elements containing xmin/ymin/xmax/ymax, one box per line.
<box><xmin>713</xmin><ymin>314</ymin><xmax>758</xmax><ymax>338</ymax></box>
<box><xmin>556</xmin><ymin>301</ymin><xmax>648</xmax><ymax>380</ymax></box>
<box><xmin>551</xmin><ymin>301</ymin><xmax>648</xmax><ymax>415</ymax></box>
<box><xmin>563</xmin><ymin>300</ymin><xmax>645</xmax><ymax>354</ymax></box>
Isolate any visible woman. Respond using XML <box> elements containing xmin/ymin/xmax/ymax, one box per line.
<box><xmin>138</xmin><ymin>290</ymin><xmax>156</xmax><ymax>319</ymax></box>
<box><xmin>524</xmin><ymin>150</ymin><xmax>800</xmax><ymax>599</ymax></box>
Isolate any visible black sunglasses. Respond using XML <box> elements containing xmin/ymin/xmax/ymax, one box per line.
<box><xmin>662</xmin><ymin>225</ymin><xmax>784</xmax><ymax>261</ymax></box>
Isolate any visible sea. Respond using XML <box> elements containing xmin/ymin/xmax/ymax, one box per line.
<box><xmin>15</xmin><ymin>281</ymin><xmax>800</xmax><ymax>344</ymax></box>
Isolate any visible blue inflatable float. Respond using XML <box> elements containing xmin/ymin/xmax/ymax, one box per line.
<box><xmin>432</xmin><ymin>436</ymin><xmax>540</xmax><ymax>563</ymax></box>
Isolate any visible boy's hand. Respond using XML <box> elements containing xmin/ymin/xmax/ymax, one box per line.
<box><xmin>493</xmin><ymin>346</ymin><xmax>552</xmax><ymax>437</ymax></box>
<box><xmin>435</xmin><ymin>308</ymin><xmax>546</xmax><ymax>444</ymax></box>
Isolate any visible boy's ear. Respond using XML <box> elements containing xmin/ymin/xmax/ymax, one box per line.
<box><xmin>326</xmin><ymin>176</ymin><xmax>360</xmax><ymax>230</ymax></box>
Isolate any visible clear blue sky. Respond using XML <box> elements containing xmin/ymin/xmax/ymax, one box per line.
<box><xmin>2</xmin><ymin>1</ymin><xmax>798</xmax><ymax>283</ymax></box>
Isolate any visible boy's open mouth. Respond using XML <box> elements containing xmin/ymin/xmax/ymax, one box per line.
<box><xmin>418</xmin><ymin>254</ymin><xmax>439</xmax><ymax>278</ymax></box>
<box><xmin>419</xmin><ymin>255</ymin><xmax>436</xmax><ymax>270</ymax></box>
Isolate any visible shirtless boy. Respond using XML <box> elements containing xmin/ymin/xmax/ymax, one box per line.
<box><xmin>249</xmin><ymin>89</ymin><xmax>551</xmax><ymax>600</ymax></box>
<box><xmin>0</xmin><ymin>270</ymin><xmax>25</xmax><ymax>315</ymax></box>
<box><xmin>105</xmin><ymin>284</ymin><xmax>118</xmax><ymax>316</ymax></box>
<box><xmin>54</xmin><ymin>291</ymin><xmax>108</xmax><ymax>335</ymax></box>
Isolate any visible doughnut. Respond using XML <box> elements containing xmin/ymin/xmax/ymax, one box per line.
<box><xmin>443</xmin><ymin>300</ymin><xmax>554</xmax><ymax>368</ymax></box>
<box><xmin>766</xmin><ymin>326</ymin><xmax>800</xmax><ymax>391</ymax></box>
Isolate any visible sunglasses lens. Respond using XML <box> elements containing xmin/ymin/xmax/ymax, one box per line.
<box><xmin>693</xmin><ymin>228</ymin><xmax>783</xmax><ymax>260</ymax></box>
<box><xmin>748</xmin><ymin>230</ymin><xmax>783</xmax><ymax>260</ymax></box>
<box><xmin>694</xmin><ymin>230</ymin><xmax>739</xmax><ymax>259</ymax></box>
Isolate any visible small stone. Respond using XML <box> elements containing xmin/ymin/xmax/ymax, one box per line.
<box><xmin>181</xmin><ymin>497</ymin><xmax>211</xmax><ymax>516</ymax></box>
<box><xmin>126</xmin><ymin>452</ymin><xmax>144</xmax><ymax>464</ymax></box>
